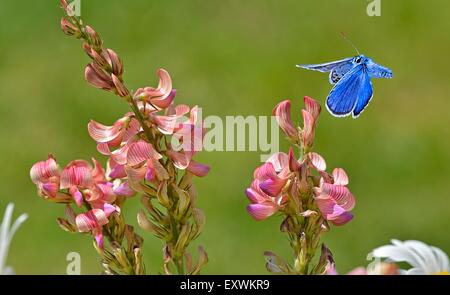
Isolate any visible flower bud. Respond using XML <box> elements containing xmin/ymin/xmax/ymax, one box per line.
<box><xmin>174</xmin><ymin>224</ymin><xmax>192</xmax><ymax>254</ymax></box>
<box><xmin>172</xmin><ymin>185</ymin><xmax>191</xmax><ymax>219</ymax></box>
<box><xmin>106</xmin><ymin>49</ymin><xmax>123</xmax><ymax>76</ymax></box>
<box><xmin>192</xmin><ymin>208</ymin><xmax>206</xmax><ymax>236</ymax></box>
<box><xmin>156</xmin><ymin>181</ymin><xmax>171</xmax><ymax>208</ymax></box>
<box><xmin>85</xmin><ymin>25</ymin><xmax>102</xmax><ymax>49</ymax></box>
<box><xmin>85</xmin><ymin>62</ymin><xmax>115</xmax><ymax>91</ymax></box>
<box><xmin>60</xmin><ymin>17</ymin><xmax>80</xmax><ymax>37</ymax></box>
<box><xmin>111</xmin><ymin>74</ymin><xmax>130</xmax><ymax>97</ymax></box>
<box><xmin>137</xmin><ymin>210</ymin><xmax>166</xmax><ymax>238</ymax></box>
<box><xmin>302</xmin><ymin>109</ymin><xmax>315</xmax><ymax>149</ymax></box>
<box><xmin>190</xmin><ymin>246</ymin><xmax>209</xmax><ymax>274</ymax></box>
<box><xmin>56</xmin><ymin>217</ymin><xmax>77</xmax><ymax>232</ymax></box>
<box><xmin>273</xmin><ymin>100</ymin><xmax>299</xmax><ymax>141</ymax></box>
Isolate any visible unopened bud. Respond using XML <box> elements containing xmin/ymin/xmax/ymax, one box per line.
<box><xmin>85</xmin><ymin>25</ymin><xmax>102</xmax><ymax>49</ymax></box>
<box><xmin>156</xmin><ymin>181</ymin><xmax>171</xmax><ymax>208</ymax></box>
<box><xmin>137</xmin><ymin>210</ymin><xmax>166</xmax><ymax>238</ymax></box>
<box><xmin>56</xmin><ymin>217</ymin><xmax>76</xmax><ymax>232</ymax></box>
<box><xmin>192</xmin><ymin>208</ymin><xmax>206</xmax><ymax>236</ymax></box>
<box><xmin>106</xmin><ymin>49</ymin><xmax>123</xmax><ymax>76</ymax></box>
<box><xmin>174</xmin><ymin>224</ymin><xmax>192</xmax><ymax>254</ymax></box>
<box><xmin>60</xmin><ymin>17</ymin><xmax>80</xmax><ymax>37</ymax></box>
<box><xmin>111</xmin><ymin>74</ymin><xmax>130</xmax><ymax>97</ymax></box>
<box><xmin>85</xmin><ymin>62</ymin><xmax>114</xmax><ymax>91</ymax></box>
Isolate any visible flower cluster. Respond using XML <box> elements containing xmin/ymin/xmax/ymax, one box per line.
<box><xmin>245</xmin><ymin>96</ymin><xmax>356</xmax><ymax>274</ymax></box>
<box><xmin>28</xmin><ymin>1</ymin><xmax>210</xmax><ymax>275</ymax></box>
<box><xmin>30</xmin><ymin>156</ymin><xmax>134</xmax><ymax>249</ymax></box>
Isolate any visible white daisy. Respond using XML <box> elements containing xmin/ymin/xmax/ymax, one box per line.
<box><xmin>371</xmin><ymin>239</ymin><xmax>449</xmax><ymax>275</ymax></box>
<box><xmin>0</xmin><ymin>203</ymin><xmax>28</xmax><ymax>275</ymax></box>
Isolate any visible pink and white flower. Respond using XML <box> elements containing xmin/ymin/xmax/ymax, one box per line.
<box><xmin>134</xmin><ymin>68</ymin><xmax>175</xmax><ymax>109</ymax></box>
<box><xmin>245</xmin><ymin>152</ymin><xmax>290</xmax><ymax>220</ymax></box>
<box><xmin>314</xmin><ymin>168</ymin><xmax>355</xmax><ymax>226</ymax></box>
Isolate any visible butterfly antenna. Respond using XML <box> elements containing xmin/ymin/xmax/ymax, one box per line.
<box><xmin>340</xmin><ymin>32</ymin><xmax>360</xmax><ymax>55</ymax></box>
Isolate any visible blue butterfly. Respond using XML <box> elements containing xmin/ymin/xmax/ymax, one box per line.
<box><xmin>297</xmin><ymin>55</ymin><xmax>393</xmax><ymax>118</ymax></box>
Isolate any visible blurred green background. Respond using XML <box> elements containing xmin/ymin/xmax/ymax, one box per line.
<box><xmin>0</xmin><ymin>0</ymin><xmax>449</xmax><ymax>274</ymax></box>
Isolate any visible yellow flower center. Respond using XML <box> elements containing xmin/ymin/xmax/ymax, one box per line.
<box><xmin>433</xmin><ymin>271</ymin><xmax>449</xmax><ymax>275</ymax></box>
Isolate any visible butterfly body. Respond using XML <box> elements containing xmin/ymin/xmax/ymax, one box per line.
<box><xmin>297</xmin><ymin>55</ymin><xmax>392</xmax><ymax>118</ymax></box>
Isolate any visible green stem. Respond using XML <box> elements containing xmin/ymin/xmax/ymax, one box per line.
<box><xmin>168</xmin><ymin>214</ymin><xmax>185</xmax><ymax>275</ymax></box>
<box><xmin>128</xmin><ymin>97</ymin><xmax>155</xmax><ymax>142</ymax></box>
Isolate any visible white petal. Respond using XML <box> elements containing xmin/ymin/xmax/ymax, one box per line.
<box><xmin>372</xmin><ymin>245</ymin><xmax>423</xmax><ymax>269</ymax></box>
<box><xmin>405</xmin><ymin>268</ymin><xmax>427</xmax><ymax>275</ymax></box>
<box><xmin>431</xmin><ymin>246</ymin><xmax>449</xmax><ymax>273</ymax></box>
<box><xmin>403</xmin><ymin>240</ymin><xmax>440</xmax><ymax>274</ymax></box>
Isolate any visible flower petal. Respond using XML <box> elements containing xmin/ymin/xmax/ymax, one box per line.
<box><xmin>259</xmin><ymin>177</ymin><xmax>288</xmax><ymax>197</ymax></box>
<box><xmin>247</xmin><ymin>203</ymin><xmax>278</xmax><ymax>221</ymax></box>
<box><xmin>302</xmin><ymin>109</ymin><xmax>315</xmax><ymax>147</ymax></box>
<box><xmin>30</xmin><ymin>155</ymin><xmax>60</xmax><ymax>184</ymax></box>
<box><xmin>75</xmin><ymin>209</ymin><xmax>109</xmax><ymax>232</ymax></box>
<box><xmin>308</xmin><ymin>152</ymin><xmax>326</xmax><ymax>171</ymax></box>
<box><xmin>113</xmin><ymin>181</ymin><xmax>136</xmax><ymax>197</ymax></box>
<box><xmin>266</xmin><ymin>152</ymin><xmax>289</xmax><ymax>173</ymax></box>
<box><xmin>60</xmin><ymin>160</ymin><xmax>93</xmax><ymax>189</ymax></box>
<box><xmin>332</xmin><ymin>168</ymin><xmax>349</xmax><ymax>186</ymax></box>
<box><xmin>253</xmin><ymin>162</ymin><xmax>276</xmax><ymax>181</ymax></box>
<box><xmin>167</xmin><ymin>150</ymin><xmax>190</xmax><ymax>169</ymax></box>
<box><xmin>91</xmin><ymin>158</ymin><xmax>106</xmax><ymax>183</ymax></box>
<box><xmin>273</xmin><ymin>100</ymin><xmax>298</xmax><ymax>139</ymax></box>
<box><xmin>127</xmin><ymin>141</ymin><xmax>162</xmax><ymax>166</ymax></box>
<box><xmin>304</xmin><ymin>96</ymin><xmax>321</xmax><ymax>121</ymax></box>
<box><xmin>87</xmin><ymin>119</ymin><xmax>122</xmax><ymax>143</ymax></box>
<box><xmin>320</xmin><ymin>183</ymin><xmax>355</xmax><ymax>211</ymax></box>
<box><xmin>187</xmin><ymin>160</ymin><xmax>210</xmax><ymax>177</ymax></box>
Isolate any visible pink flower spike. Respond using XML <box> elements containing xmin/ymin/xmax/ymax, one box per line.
<box><xmin>304</xmin><ymin>96</ymin><xmax>321</xmax><ymax>121</ymax></box>
<box><xmin>187</xmin><ymin>160</ymin><xmax>210</xmax><ymax>177</ymax></box>
<box><xmin>308</xmin><ymin>152</ymin><xmax>326</xmax><ymax>171</ymax></box>
<box><xmin>75</xmin><ymin>209</ymin><xmax>109</xmax><ymax>232</ymax></box>
<box><xmin>332</xmin><ymin>168</ymin><xmax>349</xmax><ymax>186</ymax></box>
<box><xmin>247</xmin><ymin>203</ymin><xmax>278</xmax><ymax>221</ymax></box>
<box><xmin>273</xmin><ymin>100</ymin><xmax>298</xmax><ymax>140</ymax></box>
<box><xmin>127</xmin><ymin>141</ymin><xmax>162</xmax><ymax>166</ymax></box>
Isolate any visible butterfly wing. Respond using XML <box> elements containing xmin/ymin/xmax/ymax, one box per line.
<box><xmin>326</xmin><ymin>64</ymin><xmax>373</xmax><ymax>118</ymax></box>
<box><xmin>366</xmin><ymin>60</ymin><xmax>393</xmax><ymax>79</ymax></box>
<box><xmin>352</xmin><ymin>68</ymin><xmax>373</xmax><ymax>118</ymax></box>
<box><xmin>329</xmin><ymin>62</ymin><xmax>354</xmax><ymax>84</ymax></box>
<box><xmin>297</xmin><ymin>57</ymin><xmax>353</xmax><ymax>72</ymax></box>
